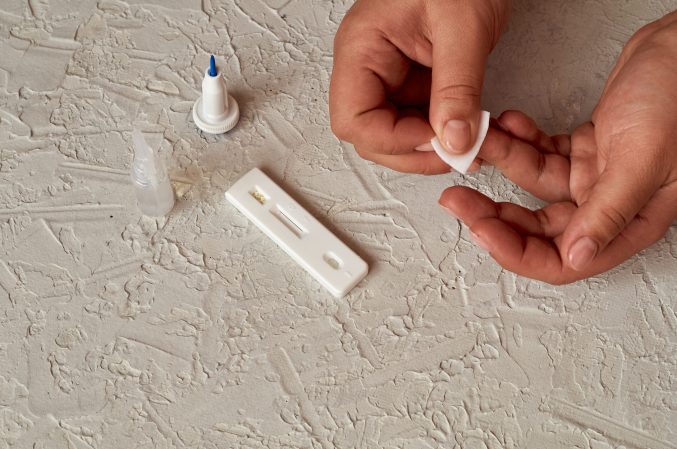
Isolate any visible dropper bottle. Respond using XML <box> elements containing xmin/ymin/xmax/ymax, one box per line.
<box><xmin>130</xmin><ymin>129</ymin><xmax>175</xmax><ymax>217</ymax></box>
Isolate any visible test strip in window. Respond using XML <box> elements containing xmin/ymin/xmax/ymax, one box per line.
<box><xmin>226</xmin><ymin>168</ymin><xmax>368</xmax><ymax>298</ymax></box>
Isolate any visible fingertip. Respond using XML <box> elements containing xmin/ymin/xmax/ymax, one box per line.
<box><xmin>438</xmin><ymin>185</ymin><xmax>469</xmax><ymax>208</ymax></box>
<box><xmin>438</xmin><ymin>186</ymin><xmax>460</xmax><ymax>211</ymax></box>
<box><xmin>438</xmin><ymin>186</ymin><xmax>470</xmax><ymax>221</ymax></box>
<box><xmin>438</xmin><ymin>186</ymin><xmax>498</xmax><ymax>227</ymax></box>
<box><xmin>442</xmin><ymin>119</ymin><xmax>472</xmax><ymax>154</ymax></box>
<box><xmin>430</xmin><ymin>87</ymin><xmax>482</xmax><ymax>155</ymax></box>
<box><xmin>439</xmin><ymin>201</ymin><xmax>459</xmax><ymax>220</ymax></box>
<box><xmin>435</xmin><ymin>108</ymin><xmax>486</xmax><ymax>155</ymax></box>
<box><xmin>497</xmin><ymin>110</ymin><xmax>537</xmax><ymax>138</ymax></box>
<box><xmin>566</xmin><ymin>236</ymin><xmax>599</xmax><ymax>271</ymax></box>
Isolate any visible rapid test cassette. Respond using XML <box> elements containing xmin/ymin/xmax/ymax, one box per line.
<box><xmin>226</xmin><ymin>168</ymin><xmax>368</xmax><ymax>298</ymax></box>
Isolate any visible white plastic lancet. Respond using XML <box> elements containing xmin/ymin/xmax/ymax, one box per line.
<box><xmin>431</xmin><ymin>110</ymin><xmax>491</xmax><ymax>174</ymax></box>
<box><xmin>130</xmin><ymin>129</ymin><xmax>175</xmax><ymax>217</ymax></box>
<box><xmin>192</xmin><ymin>54</ymin><xmax>240</xmax><ymax>134</ymax></box>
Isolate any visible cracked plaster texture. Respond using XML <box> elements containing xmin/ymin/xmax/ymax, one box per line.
<box><xmin>0</xmin><ymin>0</ymin><xmax>676</xmax><ymax>448</ymax></box>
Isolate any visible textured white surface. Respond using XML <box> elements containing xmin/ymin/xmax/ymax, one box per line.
<box><xmin>0</xmin><ymin>1</ymin><xmax>676</xmax><ymax>448</ymax></box>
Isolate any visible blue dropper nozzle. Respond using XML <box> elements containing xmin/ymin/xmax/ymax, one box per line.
<box><xmin>208</xmin><ymin>55</ymin><xmax>217</xmax><ymax>77</ymax></box>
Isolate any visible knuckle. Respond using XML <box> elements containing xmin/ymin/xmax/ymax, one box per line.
<box><xmin>534</xmin><ymin>153</ymin><xmax>547</xmax><ymax>183</ymax></box>
<box><xmin>434</xmin><ymin>82</ymin><xmax>481</xmax><ymax>105</ymax></box>
<box><xmin>572</xmin><ymin>122</ymin><xmax>595</xmax><ymax>140</ymax></box>
<box><xmin>375</xmin><ymin>140</ymin><xmax>396</xmax><ymax>156</ymax></box>
<box><xmin>534</xmin><ymin>209</ymin><xmax>551</xmax><ymax>233</ymax></box>
<box><xmin>498</xmin><ymin>110</ymin><xmax>530</xmax><ymax>129</ymax></box>
<box><xmin>647</xmin><ymin>227</ymin><xmax>666</xmax><ymax>245</ymax></box>
<box><xmin>625</xmin><ymin>27</ymin><xmax>650</xmax><ymax>51</ymax></box>
<box><xmin>638</xmin><ymin>215</ymin><xmax>668</xmax><ymax>245</ymax></box>
<box><xmin>597</xmin><ymin>205</ymin><xmax>630</xmax><ymax>236</ymax></box>
<box><xmin>330</xmin><ymin>119</ymin><xmax>351</xmax><ymax>142</ymax></box>
<box><xmin>354</xmin><ymin>146</ymin><xmax>374</xmax><ymax>161</ymax></box>
<box><xmin>624</xmin><ymin>20</ymin><xmax>677</xmax><ymax>57</ymax></box>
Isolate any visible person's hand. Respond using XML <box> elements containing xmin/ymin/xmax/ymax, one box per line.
<box><xmin>330</xmin><ymin>0</ymin><xmax>510</xmax><ymax>174</ymax></box>
<box><xmin>439</xmin><ymin>12</ymin><xmax>677</xmax><ymax>284</ymax></box>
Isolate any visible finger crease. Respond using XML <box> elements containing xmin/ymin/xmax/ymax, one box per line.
<box><xmin>598</xmin><ymin>206</ymin><xmax>630</xmax><ymax>235</ymax></box>
<box><xmin>534</xmin><ymin>209</ymin><xmax>549</xmax><ymax>235</ymax></box>
<box><xmin>535</xmin><ymin>153</ymin><xmax>547</xmax><ymax>185</ymax></box>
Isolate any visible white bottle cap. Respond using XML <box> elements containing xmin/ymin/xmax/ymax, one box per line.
<box><xmin>192</xmin><ymin>55</ymin><xmax>240</xmax><ymax>134</ymax></box>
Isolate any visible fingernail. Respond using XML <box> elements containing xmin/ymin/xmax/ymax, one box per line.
<box><xmin>470</xmin><ymin>230</ymin><xmax>492</xmax><ymax>252</ymax></box>
<box><xmin>415</xmin><ymin>142</ymin><xmax>435</xmax><ymax>152</ymax></box>
<box><xmin>443</xmin><ymin>120</ymin><xmax>471</xmax><ymax>154</ymax></box>
<box><xmin>439</xmin><ymin>204</ymin><xmax>458</xmax><ymax>219</ymax></box>
<box><xmin>568</xmin><ymin>237</ymin><xmax>598</xmax><ymax>271</ymax></box>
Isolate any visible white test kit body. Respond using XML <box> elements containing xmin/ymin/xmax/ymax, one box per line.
<box><xmin>431</xmin><ymin>110</ymin><xmax>491</xmax><ymax>174</ymax></box>
<box><xmin>226</xmin><ymin>168</ymin><xmax>368</xmax><ymax>298</ymax></box>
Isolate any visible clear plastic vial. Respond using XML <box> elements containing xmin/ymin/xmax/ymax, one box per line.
<box><xmin>130</xmin><ymin>129</ymin><xmax>175</xmax><ymax>217</ymax></box>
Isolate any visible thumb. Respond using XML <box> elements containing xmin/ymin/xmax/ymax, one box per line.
<box><xmin>428</xmin><ymin>7</ymin><xmax>493</xmax><ymax>155</ymax></box>
<box><xmin>562</xmin><ymin>159</ymin><xmax>662</xmax><ymax>271</ymax></box>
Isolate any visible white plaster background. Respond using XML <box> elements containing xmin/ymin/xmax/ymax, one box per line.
<box><xmin>0</xmin><ymin>0</ymin><xmax>676</xmax><ymax>448</ymax></box>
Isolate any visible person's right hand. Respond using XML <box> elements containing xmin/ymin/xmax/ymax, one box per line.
<box><xmin>330</xmin><ymin>0</ymin><xmax>510</xmax><ymax>174</ymax></box>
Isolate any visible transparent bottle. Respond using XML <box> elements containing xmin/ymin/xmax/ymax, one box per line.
<box><xmin>130</xmin><ymin>129</ymin><xmax>175</xmax><ymax>217</ymax></box>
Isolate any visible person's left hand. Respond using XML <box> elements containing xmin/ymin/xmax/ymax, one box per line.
<box><xmin>438</xmin><ymin>12</ymin><xmax>677</xmax><ymax>284</ymax></box>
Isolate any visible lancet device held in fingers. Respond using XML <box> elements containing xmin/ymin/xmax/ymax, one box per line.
<box><xmin>226</xmin><ymin>168</ymin><xmax>368</xmax><ymax>298</ymax></box>
<box><xmin>431</xmin><ymin>110</ymin><xmax>491</xmax><ymax>174</ymax></box>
